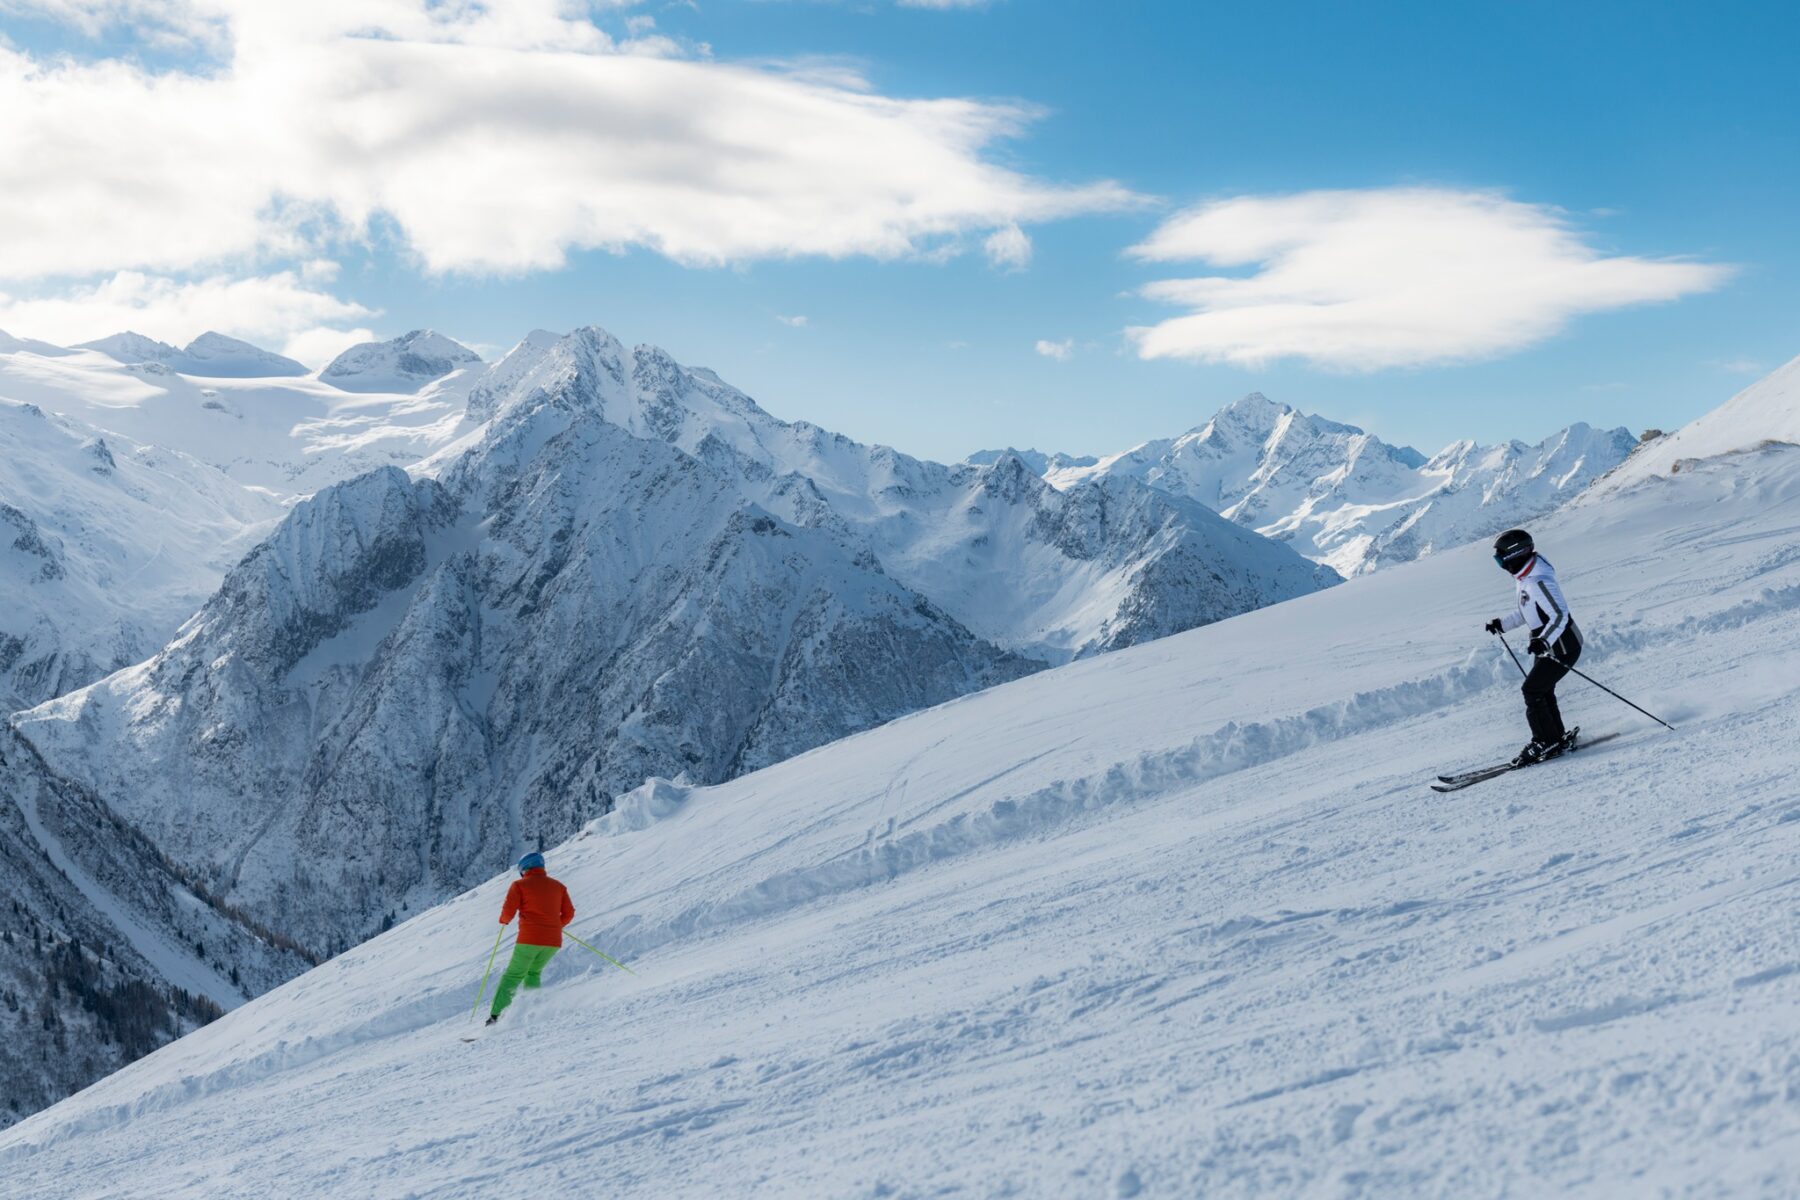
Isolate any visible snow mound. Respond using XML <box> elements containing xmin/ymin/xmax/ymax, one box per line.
<box><xmin>4</xmin><ymin>435</ymin><xmax>1797</xmax><ymax>1197</ymax></box>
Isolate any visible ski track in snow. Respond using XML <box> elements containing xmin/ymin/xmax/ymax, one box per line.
<box><xmin>2</xmin><ymin>450</ymin><xmax>1800</xmax><ymax>1196</ymax></box>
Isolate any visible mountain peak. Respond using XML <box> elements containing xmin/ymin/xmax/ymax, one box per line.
<box><xmin>321</xmin><ymin>330</ymin><xmax>482</xmax><ymax>392</ymax></box>
<box><xmin>965</xmin><ymin>448</ymin><xmax>1100</xmax><ymax>475</ymax></box>
<box><xmin>77</xmin><ymin>330</ymin><xmax>306</xmax><ymax>377</ymax></box>
<box><xmin>77</xmin><ymin>330</ymin><xmax>180</xmax><ymax>362</ymax></box>
<box><xmin>177</xmin><ymin>333</ymin><xmax>309</xmax><ymax>378</ymax></box>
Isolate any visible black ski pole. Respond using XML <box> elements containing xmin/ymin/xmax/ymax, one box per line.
<box><xmin>1494</xmin><ymin>630</ymin><xmax>1528</xmax><ymax>678</ymax></box>
<box><xmin>1550</xmin><ymin>657</ymin><xmax>1677</xmax><ymax>731</ymax></box>
<box><xmin>1500</xmin><ymin>631</ymin><xmax>1676</xmax><ymax>731</ymax></box>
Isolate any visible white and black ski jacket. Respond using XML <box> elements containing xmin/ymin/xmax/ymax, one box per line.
<box><xmin>1498</xmin><ymin>554</ymin><xmax>1581</xmax><ymax>648</ymax></box>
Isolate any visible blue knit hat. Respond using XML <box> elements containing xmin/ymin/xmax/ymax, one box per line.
<box><xmin>518</xmin><ymin>852</ymin><xmax>545</xmax><ymax>874</ymax></box>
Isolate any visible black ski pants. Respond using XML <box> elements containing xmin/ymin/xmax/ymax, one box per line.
<box><xmin>1523</xmin><ymin>629</ymin><xmax>1582</xmax><ymax>744</ymax></box>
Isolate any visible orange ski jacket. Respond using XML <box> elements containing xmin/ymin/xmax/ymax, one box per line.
<box><xmin>500</xmin><ymin>868</ymin><xmax>575</xmax><ymax>947</ymax></box>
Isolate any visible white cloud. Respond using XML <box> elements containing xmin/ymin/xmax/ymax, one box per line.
<box><xmin>0</xmin><ymin>3</ymin><xmax>1138</xmax><ymax>283</ymax></box>
<box><xmin>1034</xmin><ymin>338</ymin><xmax>1073</xmax><ymax>361</ymax></box>
<box><xmin>0</xmin><ymin>269</ymin><xmax>375</xmax><ymax>362</ymax></box>
<box><xmin>775</xmin><ymin>314</ymin><xmax>808</xmax><ymax>328</ymax></box>
<box><xmin>1127</xmin><ymin>187</ymin><xmax>1732</xmax><ymax>371</ymax></box>
<box><xmin>281</xmin><ymin>325</ymin><xmax>378</xmax><ymax>368</ymax></box>
<box><xmin>983</xmin><ymin>224</ymin><xmax>1032</xmax><ymax>270</ymax></box>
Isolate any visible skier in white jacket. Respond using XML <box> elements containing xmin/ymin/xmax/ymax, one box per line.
<box><xmin>1484</xmin><ymin>528</ymin><xmax>1583</xmax><ymax>765</ymax></box>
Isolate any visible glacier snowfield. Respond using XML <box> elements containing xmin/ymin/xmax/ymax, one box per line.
<box><xmin>1</xmin><ymin>423</ymin><xmax>1796</xmax><ymax>1196</ymax></box>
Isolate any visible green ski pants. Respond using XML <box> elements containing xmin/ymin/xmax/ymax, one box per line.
<box><xmin>491</xmin><ymin>943</ymin><xmax>559</xmax><ymax>1016</ymax></box>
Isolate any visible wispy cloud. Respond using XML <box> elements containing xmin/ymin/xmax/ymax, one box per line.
<box><xmin>1034</xmin><ymin>338</ymin><xmax>1073</xmax><ymax>361</ymax></box>
<box><xmin>776</xmin><ymin>314</ymin><xmax>809</xmax><ymax>328</ymax></box>
<box><xmin>1128</xmin><ymin>187</ymin><xmax>1732</xmax><ymax>371</ymax></box>
<box><xmin>983</xmin><ymin>225</ymin><xmax>1032</xmax><ymax>271</ymax></box>
<box><xmin>0</xmin><ymin>2</ymin><xmax>1138</xmax><ymax>285</ymax></box>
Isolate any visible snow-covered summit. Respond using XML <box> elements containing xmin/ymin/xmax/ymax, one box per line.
<box><xmin>76</xmin><ymin>330</ymin><xmax>179</xmax><ymax>364</ymax></box>
<box><xmin>965</xmin><ymin>447</ymin><xmax>1100</xmax><ymax>475</ymax></box>
<box><xmin>457</xmin><ymin>327</ymin><xmax>1338</xmax><ymax>659</ymax></box>
<box><xmin>998</xmin><ymin>393</ymin><xmax>1634</xmax><ymax>577</ymax></box>
<box><xmin>320</xmin><ymin>330</ymin><xmax>482</xmax><ymax>392</ymax></box>
<box><xmin>76</xmin><ymin>331</ymin><xmax>308</xmax><ymax>378</ymax></box>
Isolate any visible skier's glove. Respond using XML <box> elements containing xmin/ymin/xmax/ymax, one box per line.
<box><xmin>1484</xmin><ymin>618</ymin><xmax>1504</xmax><ymax>635</ymax></box>
<box><xmin>1527</xmin><ymin>635</ymin><xmax>1548</xmax><ymax>656</ymax></box>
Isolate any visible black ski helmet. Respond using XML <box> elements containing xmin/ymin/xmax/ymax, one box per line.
<box><xmin>1493</xmin><ymin>529</ymin><xmax>1534</xmax><ymax>573</ymax></box>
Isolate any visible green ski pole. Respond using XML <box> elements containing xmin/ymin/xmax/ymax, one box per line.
<box><xmin>563</xmin><ymin>930</ymin><xmax>637</xmax><ymax>976</ymax></box>
<box><xmin>470</xmin><ymin>925</ymin><xmax>504</xmax><ymax>1023</ymax></box>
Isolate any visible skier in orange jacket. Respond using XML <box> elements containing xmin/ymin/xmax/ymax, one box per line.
<box><xmin>486</xmin><ymin>852</ymin><xmax>574</xmax><ymax>1025</ymax></box>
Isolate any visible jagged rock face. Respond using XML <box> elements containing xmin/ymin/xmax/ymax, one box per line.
<box><xmin>1011</xmin><ymin>393</ymin><xmax>1636</xmax><ymax>577</ymax></box>
<box><xmin>0</xmin><ymin>728</ymin><xmax>310</xmax><ymax>1131</ymax></box>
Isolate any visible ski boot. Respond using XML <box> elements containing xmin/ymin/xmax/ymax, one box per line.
<box><xmin>1511</xmin><ymin>739</ymin><xmax>1558</xmax><ymax>768</ymax></box>
<box><xmin>485</xmin><ymin>1013</ymin><xmax>500</xmax><ymax>1027</ymax></box>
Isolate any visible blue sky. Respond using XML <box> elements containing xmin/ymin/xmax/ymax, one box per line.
<box><xmin>2</xmin><ymin>0</ymin><xmax>1796</xmax><ymax>462</ymax></box>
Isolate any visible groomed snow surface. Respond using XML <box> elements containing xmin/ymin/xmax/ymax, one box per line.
<box><xmin>4</xmin><ymin>442</ymin><xmax>1799</xmax><ymax>1197</ymax></box>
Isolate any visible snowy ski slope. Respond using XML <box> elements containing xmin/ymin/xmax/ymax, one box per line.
<box><xmin>2</xmin><ymin>435</ymin><xmax>1797</xmax><ymax>1195</ymax></box>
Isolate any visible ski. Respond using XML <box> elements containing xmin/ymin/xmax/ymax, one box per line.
<box><xmin>1430</xmin><ymin>730</ymin><xmax>1619</xmax><ymax>793</ymax></box>
<box><xmin>1430</xmin><ymin>763</ymin><xmax>1520</xmax><ymax>793</ymax></box>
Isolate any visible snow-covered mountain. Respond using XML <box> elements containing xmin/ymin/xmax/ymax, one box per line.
<box><xmin>0</xmin><ymin>333</ymin><xmax>485</xmax><ymax>497</ymax></box>
<box><xmin>0</xmin><ymin>398</ymin><xmax>283</xmax><ymax>711</ymax></box>
<box><xmin>321</xmin><ymin>330</ymin><xmax>483</xmax><ymax>393</ymax></box>
<box><xmin>4</xmin><ymin>365</ymin><xmax>1796</xmax><ymax>1195</ymax></box>
<box><xmin>0</xmin><ymin>329</ymin><xmax>72</xmax><ymax>357</ymax></box>
<box><xmin>78</xmin><ymin>331</ymin><xmax>310</xmax><ymax>378</ymax></box>
<box><xmin>964</xmin><ymin>447</ymin><xmax>1099</xmax><ymax>475</ymax></box>
<box><xmin>10</xmin><ymin>326</ymin><xmax>1329</xmax><ymax>976</ymax></box>
<box><xmin>979</xmin><ymin>393</ymin><xmax>1639</xmax><ymax>577</ymax></box>
<box><xmin>456</xmin><ymin>329</ymin><xmax>1337</xmax><ymax>661</ymax></box>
